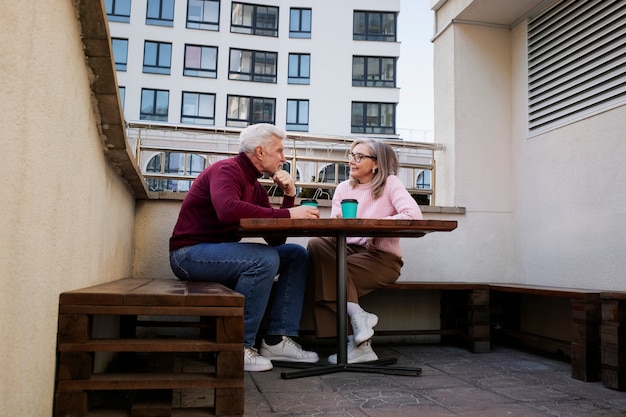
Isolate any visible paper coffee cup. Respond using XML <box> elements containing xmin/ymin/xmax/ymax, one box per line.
<box><xmin>341</xmin><ymin>199</ymin><xmax>358</xmax><ymax>218</ymax></box>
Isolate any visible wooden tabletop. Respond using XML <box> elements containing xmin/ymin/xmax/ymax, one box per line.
<box><xmin>239</xmin><ymin>218</ymin><xmax>457</xmax><ymax>238</ymax></box>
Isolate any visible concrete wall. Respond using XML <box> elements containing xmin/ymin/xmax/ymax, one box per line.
<box><xmin>0</xmin><ymin>1</ymin><xmax>137</xmax><ymax>415</ymax></box>
<box><xmin>432</xmin><ymin>0</ymin><xmax>626</xmax><ymax>290</ymax></box>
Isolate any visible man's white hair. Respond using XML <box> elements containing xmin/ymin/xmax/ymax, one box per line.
<box><xmin>239</xmin><ymin>123</ymin><xmax>286</xmax><ymax>153</ymax></box>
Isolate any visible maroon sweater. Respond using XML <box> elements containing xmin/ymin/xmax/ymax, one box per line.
<box><xmin>169</xmin><ymin>152</ymin><xmax>294</xmax><ymax>251</ymax></box>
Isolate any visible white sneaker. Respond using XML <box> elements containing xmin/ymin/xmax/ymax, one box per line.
<box><xmin>328</xmin><ymin>337</ymin><xmax>378</xmax><ymax>364</ymax></box>
<box><xmin>260</xmin><ymin>336</ymin><xmax>320</xmax><ymax>363</ymax></box>
<box><xmin>244</xmin><ymin>347</ymin><xmax>273</xmax><ymax>372</ymax></box>
<box><xmin>351</xmin><ymin>311</ymin><xmax>378</xmax><ymax>346</ymax></box>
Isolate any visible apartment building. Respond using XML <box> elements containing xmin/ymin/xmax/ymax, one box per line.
<box><xmin>106</xmin><ymin>0</ymin><xmax>402</xmax><ymax>137</ymax></box>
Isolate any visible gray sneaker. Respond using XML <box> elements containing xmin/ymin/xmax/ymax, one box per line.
<box><xmin>328</xmin><ymin>337</ymin><xmax>378</xmax><ymax>364</ymax></box>
<box><xmin>260</xmin><ymin>336</ymin><xmax>320</xmax><ymax>363</ymax></box>
<box><xmin>244</xmin><ymin>347</ymin><xmax>273</xmax><ymax>372</ymax></box>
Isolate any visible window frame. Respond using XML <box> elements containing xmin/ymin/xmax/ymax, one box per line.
<box><xmin>183</xmin><ymin>44</ymin><xmax>218</xmax><ymax>78</ymax></box>
<box><xmin>146</xmin><ymin>0</ymin><xmax>175</xmax><ymax>26</ymax></box>
<box><xmin>140</xmin><ymin>88</ymin><xmax>170</xmax><ymax>121</ymax></box>
<box><xmin>186</xmin><ymin>0</ymin><xmax>220</xmax><ymax>31</ymax></box>
<box><xmin>111</xmin><ymin>38</ymin><xmax>129</xmax><ymax>71</ymax></box>
<box><xmin>228</xmin><ymin>48</ymin><xmax>278</xmax><ymax>83</ymax></box>
<box><xmin>226</xmin><ymin>95</ymin><xmax>276</xmax><ymax>127</ymax></box>
<box><xmin>353</xmin><ymin>10</ymin><xmax>397</xmax><ymax>42</ymax></box>
<box><xmin>286</xmin><ymin>99</ymin><xmax>309</xmax><ymax>132</ymax></box>
<box><xmin>351</xmin><ymin>101</ymin><xmax>396</xmax><ymax>134</ymax></box>
<box><xmin>105</xmin><ymin>0</ymin><xmax>131</xmax><ymax>23</ymax></box>
<box><xmin>143</xmin><ymin>40</ymin><xmax>173</xmax><ymax>75</ymax></box>
<box><xmin>231</xmin><ymin>2</ymin><xmax>279</xmax><ymax>37</ymax></box>
<box><xmin>352</xmin><ymin>56</ymin><xmax>397</xmax><ymax>88</ymax></box>
<box><xmin>289</xmin><ymin>8</ymin><xmax>311</xmax><ymax>38</ymax></box>
<box><xmin>181</xmin><ymin>91</ymin><xmax>216</xmax><ymax>125</ymax></box>
<box><xmin>288</xmin><ymin>53</ymin><xmax>310</xmax><ymax>84</ymax></box>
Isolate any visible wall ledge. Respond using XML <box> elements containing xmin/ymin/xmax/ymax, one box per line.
<box><xmin>146</xmin><ymin>191</ymin><xmax>466</xmax><ymax>215</ymax></box>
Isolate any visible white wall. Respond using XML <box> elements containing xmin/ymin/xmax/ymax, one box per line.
<box><xmin>0</xmin><ymin>1</ymin><xmax>137</xmax><ymax>415</ymax></box>
<box><xmin>432</xmin><ymin>1</ymin><xmax>626</xmax><ymax>290</ymax></box>
<box><xmin>509</xmin><ymin>23</ymin><xmax>626</xmax><ymax>290</ymax></box>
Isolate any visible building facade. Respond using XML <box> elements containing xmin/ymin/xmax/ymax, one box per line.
<box><xmin>107</xmin><ymin>0</ymin><xmax>402</xmax><ymax>137</ymax></box>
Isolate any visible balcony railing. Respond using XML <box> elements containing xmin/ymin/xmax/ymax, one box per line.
<box><xmin>127</xmin><ymin>122</ymin><xmax>442</xmax><ymax>205</ymax></box>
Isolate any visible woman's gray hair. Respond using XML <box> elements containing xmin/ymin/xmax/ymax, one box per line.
<box><xmin>349</xmin><ymin>138</ymin><xmax>398</xmax><ymax>199</ymax></box>
<box><xmin>239</xmin><ymin>123</ymin><xmax>286</xmax><ymax>153</ymax></box>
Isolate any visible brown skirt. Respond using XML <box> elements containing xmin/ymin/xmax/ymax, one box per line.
<box><xmin>307</xmin><ymin>237</ymin><xmax>403</xmax><ymax>338</ymax></box>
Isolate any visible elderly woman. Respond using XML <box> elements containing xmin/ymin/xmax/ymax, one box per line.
<box><xmin>308</xmin><ymin>138</ymin><xmax>423</xmax><ymax>363</ymax></box>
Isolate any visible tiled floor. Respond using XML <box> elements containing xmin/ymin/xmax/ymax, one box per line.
<box><xmin>243</xmin><ymin>342</ymin><xmax>626</xmax><ymax>417</ymax></box>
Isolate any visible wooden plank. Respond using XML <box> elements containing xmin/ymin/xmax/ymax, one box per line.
<box><xmin>185</xmin><ymin>282</ymin><xmax>244</xmax><ymax>307</ymax></box>
<box><xmin>59</xmin><ymin>339</ymin><xmax>242</xmax><ymax>353</ymax></box>
<box><xmin>59</xmin><ymin>278</ymin><xmax>152</xmax><ymax>305</ymax></box>
<box><xmin>60</xmin><ymin>305</ymin><xmax>243</xmax><ymax>317</ymax></box>
<box><xmin>384</xmin><ymin>282</ymin><xmax>489</xmax><ymax>291</ymax></box>
<box><xmin>489</xmin><ymin>283</ymin><xmax>599</xmax><ymax>298</ymax></box>
<box><xmin>215</xmin><ymin>387</ymin><xmax>244</xmax><ymax>416</ymax></box>
<box><xmin>124</xmin><ymin>279</ymin><xmax>188</xmax><ymax>307</ymax></box>
<box><xmin>131</xmin><ymin>390</ymin><xmax>173</xmax><ymax>417</ymax></box>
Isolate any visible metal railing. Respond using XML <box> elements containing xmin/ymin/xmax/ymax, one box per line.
<box><xmin>127</xmin><ymin>122</ymin><xmax>442</xmax><ymax>204</ymax></box>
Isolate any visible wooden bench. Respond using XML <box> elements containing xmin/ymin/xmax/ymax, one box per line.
<box><xmin>54</xmin><ymin>278</ymin><xmax>244</xmax><ymax>417</ymax></box>
<box><xmin>488</xmin><ymin>284</ymin><xmax>601</xmax><ymax>382</ymax></box>
<box><xmin>365</xmin><ymin>282</ymin><xmax>491</xmax><ymax>354</ymax></box>
<box><xmin>363</xmin><ymin>282</ymin><xmax>602</xmax><ymax>383</ymax></box>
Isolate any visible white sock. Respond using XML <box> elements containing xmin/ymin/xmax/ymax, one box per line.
<box><xmin>347</xmin><ymin>302</ymin><xmax>364</xmax><ymax>318</ymax></box>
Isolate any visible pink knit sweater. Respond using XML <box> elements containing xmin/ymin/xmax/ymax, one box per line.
<box><xmin>331</xmin><ymin>175</ymin><xmax>423</xmax><ymax>257</ymax></box>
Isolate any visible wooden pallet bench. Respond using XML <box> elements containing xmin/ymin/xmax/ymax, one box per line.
<box><xmin>54</xmin><ymin>278</ymin><xmax>244</xmax><ymax>417</ymax></box>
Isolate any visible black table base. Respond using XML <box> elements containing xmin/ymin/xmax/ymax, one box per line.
<box><xmin>272</xmin><ymin>358</ymin><xmax>422</xmax><ymax>379</ymax></box>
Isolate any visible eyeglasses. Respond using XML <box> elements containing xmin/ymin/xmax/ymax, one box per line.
<box><xmin>347</xmin><ymin>152</ymin><xmax>377</xmax><ymax>163</ymax></box>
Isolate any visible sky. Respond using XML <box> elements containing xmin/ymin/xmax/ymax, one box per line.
<box><xmin>397</xmin><ymin>1</ymin><xmax>435</xmax><ymax>139</ymax></box>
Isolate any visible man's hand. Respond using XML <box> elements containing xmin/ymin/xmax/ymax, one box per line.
<box><xmin>288</xmin><ymin>205</ymin><xmax>320</xmax><ymax>219</ymax></box>
<box><xmin>272</xmin><ymin>169</ymin><xmax>296</xmax><ymax>197</ymax></box>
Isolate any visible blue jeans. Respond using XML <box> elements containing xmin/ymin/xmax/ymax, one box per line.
<box><xmin>170</xmin><ymin>242</ymin><xmax>309</xmax><ymax>348</ymax></box>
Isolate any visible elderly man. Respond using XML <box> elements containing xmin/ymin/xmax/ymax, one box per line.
<box><xmin>169</xmin><ymin>123</ymin><xmax>319</xmax><ymax>371</ymax></box>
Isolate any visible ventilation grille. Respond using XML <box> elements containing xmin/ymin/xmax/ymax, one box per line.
<box><xmin>528</xmin><ymin>0</ymin><xmax>626</xmax><ymax>132</ymax></box>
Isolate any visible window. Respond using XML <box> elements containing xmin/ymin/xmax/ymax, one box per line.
<box><xmin>528</xmin><ymin>0</ymin><xmax>626</xmax><ymax>133</ymax></box>
<box><xmin>146</xmin><ymin>0</ymin><xmax>174</xmax><ymax>26</ymax></box>
<box><xmin>181</xmin><ymin>92</ymin><xmax>216</xmax><ymax>125</ymax></box>
<box><xmin>146</xmin><ymin>152</ymin><xmax>206</xmax><ymax>192</ymax></box>
<box><xmin>289</xmin><ymin>8</ymin><xmax>311</xmax><ymax>38</ymax></box>
<box><xmin>353</xmin><ymin>56</ymin><xmax>396</xmax><ymax>87</ymax></box>
<box><xmin>286</xmin><ymin>99</ymin><xmax>309</xmax><ymax>131</ymax></box>
<box><xmin>229</xmin><ymin>49</ymin><xmax>277</xmax><ymax>83</ymax></box>
<box><xmin>416</xmin><ymin>170</ymin><xmax>431</xmax><ymax>189</ymax></box>
<box><xmin>288</xmin><ymin>53</ymin><xmax>310</xmax><ymax>84</ymax></box>
<box><xmin>226</xmin><ymin>95</ymin><xmax>275</xmax><ymax>127</ymax></box>
<box><xmin>141</xmin><ymin>88</ymin><xmax>169</xmax><ymax>121</ymax></box>
<box><xmin>318</xmin><ymin>164</ymin><xmax>350</xmax><ymax>184</ymax></box>
<box><xmin>351</xmin><ymin>102</ymin><xmax>395</xmax><ymax>134</ymax></box>
<box><xmin>231</xmin><ymin>2</ymin><xmax>279</xmax><ymax>37</ymax></box>
<box><xmin>111</xmin><ymin>38</ymin><xmax>128</xmax><ymax>71</ymax></box>
<box><xmin>353</xmin><ymin>11</ymin><xmax>397</xmax><ymax>42</ymax></box>
<box><xmin>187</xmin><ymin>0</ymin><xmax>219</xmax><ymax>30</ymax></box>
<box><xmin>105</xmin><ymin>0</ymin><xmax>131</xmax><ymax>23</ymax></box>
<box><xmin>143</xmin><ymin>41</ymin><xmax>172</xmax><ymax>74</ymax></box>
<box><xmin>184</xmin><ymin>44</ymin><xmax>218</xmax><ymax>78</ymax></box>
